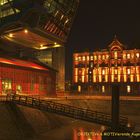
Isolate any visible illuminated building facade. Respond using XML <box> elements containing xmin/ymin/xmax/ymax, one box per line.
<box><xmin>0</xmin><ymin>0</ymin><xmax>79</xmax><ymax>94</ymax></box>
<box><xmin>0</xmin><ymin>56</ymin><xmax>56</xmax><ymax>95</ymax></box>
<box><xmin>73</xmin><ymin>37</ymin><xmax>140</xmax><ymax>95</ymax></box>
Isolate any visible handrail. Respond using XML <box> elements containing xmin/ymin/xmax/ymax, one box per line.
<box><xmin>0</xmin><ymin>94</ymin><xmax>134</xmax><ymax>131</ymax></box>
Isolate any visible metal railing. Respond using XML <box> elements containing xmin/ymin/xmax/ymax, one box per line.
<box><xmin>0</xmin><ymin>94</ymin><xmax>134</xmax><ymax>131</ymax></box>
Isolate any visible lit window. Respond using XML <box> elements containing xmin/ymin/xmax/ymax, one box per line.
<box><xmin>90</xmin><ymin>56</ymin><xmax>93</xmax><ymax>60</ymax></box>
<box><xmin>131</xmin><ymin>53</ymin><xmax>134</xmax><ymax>59</ymax></box>
<box><xmin>82</xmin><ymin>76</ymin><xmax>85</xmax><ymax>83</ymax></box>
<box><xmin>78</xmin><ymin>70</ymin><xmax>82</xmax><ymax>75</ymax></box>
<box><xmin>130</xmin><ymin>75</ymin><xmax>134</xmax><ymax>82</ymax></box>
<box><xmin>94</xmin><ymin>55</ymin><xmax>97</xmax><ymax>60</ymax></box>
<box><xmin>102</xmin><ymin>69</ymin><xmax>105</xmax><ymax>75</ymax></box>
<box><xmin>123</xmin><ymin>53</ymin><xmax>126</xmax><ymax>59</ymax></box>
<box><xmin>136</xmin><ymin>53</ymin><xmax>140</xmax><ymax>58</ymax></box>
<box><xmin>114</xmin><ymin>51</ymin><xmax>118</xmax><ymax>59</ymax></box>
<box><xmin>75</xmin><ymin>57</ymin><xmax>78</xmax><ymax>61</ymax></box>
<box><xmin>106</xmin><ymin>55</ymin><xmax>109</xmax><ymax>59</ymax></box>
<box><xmin>82</xmin><ymin>68</ymin><xmax>85</xmax><ymax>75</ymax></box>
<box><xmin>118</xmin><ymin>75</ymin><xmax>121</xmax><ymax>82</ymax></box>
<box><xmin>98</xmin><ymin>55</ymin><xmax>101</xmax><ymax>60</ymax></box>
<box><xmin>105</xmin><ymin>75</ymin><xmax>108</xmax><ymax>82</ymax></box>
<box><xmin>99</xmin><ymin>75</ymin><xmax>102</xmax><ymax>82</ymax></box>
<box><xmin>90</xmin><ymin>62</ymin><xmax>93</xmax><ymax>68</ymax></box>
<box><xmin>118</xmin><ymin>67</ymin><xmax>121</xmax><ymax>74</ymax></box>
<box><xmin>78</xmin><ymin>85</ymin><xmax>81</xmax><ymax>92</ymax></box>
<box><xmin>124</xmin><ymin>75</ymin><xmax>127</xmax><ymax>82</ymax></box>
<box><xmin>127</xmin><ymin>54</ymin><xmax>130</xmax><ymax>59</ymax></box>
<box><xmin>111</xmin><ymin>75</ymin><xmax>114</xmax><ymax>82</ymax></box>
<box><xmin>127</xmin><ymin>69</ymin><xmax>130</xmax><ymax>74</ymax></box>
<box><xmin>115</xmin><ymin>69</ymin><xmax>117</xmax><ymax>74</ymax></box>
<box><xmin>74</xmin><ymin>76</ymin><xmax>78</xmax><ymax>83</ymax></box>
<box><xmin>102</xmin><ymin>55</ymin><xmax>105</xmax><ymax>60</ymax></box>
<box><xmin>82</xmin><ymin>56</ymin><xmax>85</xmax><ymax>61</ymax></box>
<box><xmin>102</xmin><ymin>86</ymin><xmax>105</xmax><ymax>93</ymax></box>
<box><xmin>127</xmin><ymin>85</ymin><xmax>131</xmax><ymax>93</ymax></box>
<box><xmin>78</xmin><ymin>56</ymin><xmax>81</xmax><ymax>61</ymax></box>
<box><xmin>93</xmin><ymin>75</ymin><xmax>96</xmax><ymax>82</ymax></box>
<box><xmin>87</xmin><ymin>56</ymin><xmax>89</xmax><ymax>61</ymax></box>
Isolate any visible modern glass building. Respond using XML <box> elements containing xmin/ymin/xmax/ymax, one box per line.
<box><xmin>0</xmin><ymin>0</ymin><xmax>79</xmax><ymax>93</ymax></box>
<box><xmin>73</xmin><ymin>36</ymin><xmax>140</xmax><ymax>95</ymax></box>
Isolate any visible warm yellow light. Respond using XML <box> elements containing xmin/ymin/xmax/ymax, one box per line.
<box><xmin>115</xmin><ymin>69</ymin><xmax>117</xmax><ymax>74</ymax></box>
<box><xmin>24</xmin><ymin>29</ymin><xmax>28</xmax><ymax>33</ymax></box>
<box><xmin>114</xmin><ymin>51</ymin><xmax>118</xmax><ymax>59</ymax></box>
<box><xmin>82</xmin><ymin>76</ymin><xmax>85</xmax><ymax>83</ymax></box>
<box><xmin>127</xmin><ymin>53</ymin><xmax>130</xmax><ymax>59</ymax></box>
<box><xmin>94</xmin><ymin>55</ymin><xmax>97</xmax><ymax>60</ymax></box>
<box><xmin>53</xmin><ymin>42</ymin><xmax>61</xmax><ymax>47</ymax></box>
<box><xmin>78</xmin><ymin>85</ymin><xmax>81</xmax><ymax>92</ymax></box>
<box><xmin>127</xmin><ymin>69</ymin><xmax>130</xmax><ymax>74</ymax></box>
<box><xmin>137</xmin><ymin>74</ymin><xmax>140</xmax><ymax>82</ymax></box>
<box><xmin>102</xmin><ymin>86</ymin><xmax>105</xmax><ymax>93</ymax></box>
<box><xmin>99</xmin><ymin>75</ymin><xmax>102</xmax><ymax>82</ymax></box>
<box><xmin>39</xmin><ymin>44</ymin><xmax>48</xmax><ymax>50</ymax></box>
<box><xmin>130</xmin><ymin>75</ymin><xmax>134</xmax><ymax>82</ymax></box>
<box><xmin>93</xmin><ymin>75</ymin><xmax>96</xmax><ymax>82</ymax></box>
<box><xmin>127</xmin><ymin>85</ymin><xmax>131</xmax><ymax>93</ymax></box>
<box><xmin>65</xmin><ymin>19</ymin><xmax>69</xmax><ymax>24</ymax></box>
<box><xmin>82</xmin><ymin>56</ymin><xmax>85</xmax><ymax>61</ymax></box>
<box><xmin>87</xmin><ymin>56</ymin><xmax>89</xmax><ymax>61</ymax></box>
<box><xmin>9</xmin><ymin>33</ymin><xmax>13</xmax><ymax>37</ymax></box>
<box><xmin>136</xmin><ymin>53</ymin><xmax>139</xmax><ymax>58</ymax></box>
<box><xmin>74</xmin><ymin>76</ymin><xmax>78</xmax><ymax>83</ymax></box>
<box><xmin>102</xmin><ymin>69</ymin><xmax>105</xmax><ymax>75</ymax></box>
<box><xmin>111</xmin><ymin>75</ymin><xmax>114</xmax><ymax>82</ymax></box>
<box><xmin>124</xmin><ymin>74</ymin><xmax>127</xmax><ymax>82</ymax></box>
<box><xmin>82</xmin><ymin>68</ymin><xmax>85</xmax><ymax>75</ymax></box>
<box><xmin>118</xmin><ymin>75</ymin><xmax>121</xmax><ymax>82</ymax></box>
<box><xmin>90</xmin><ymin>56</ymin><xmax>93</xmax><ymax>60</ymax></box>
<box><xmin>40</xmin><ymin>44</ymin><xmax>43</xmax><ymax>47</ymax></box>
<box><xmin>105</xmin><ymin>75</ymin><xmax>108</xmax><ymax>82</ymax></box>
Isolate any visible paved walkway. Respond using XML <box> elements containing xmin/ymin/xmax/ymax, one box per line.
<box><xmin>41</xmin><ymin>95</ymin><xmax>140</xmax><ymax>101</ymax></box>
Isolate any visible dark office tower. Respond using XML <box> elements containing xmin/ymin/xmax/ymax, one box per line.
<box><xmin>0</xmin><ymin>0</ymin><xmax>79</xmax><ymax>92</ymax></box>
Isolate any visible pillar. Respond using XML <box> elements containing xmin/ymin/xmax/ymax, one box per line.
<box><xmin>112</xmin><ymin>84</ymin><xmax>120</xmax><ymax>129</ymax></box>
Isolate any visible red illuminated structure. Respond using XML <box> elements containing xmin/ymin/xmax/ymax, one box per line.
<box><xmin>0</xmin><ymin>56</ymin><xmax>56</xmax><ymax>96</ymax></box>
<box><xmin>73</xmin><ymin>36</ymin><xmax>140</xmax><ymax>95</ymax></box>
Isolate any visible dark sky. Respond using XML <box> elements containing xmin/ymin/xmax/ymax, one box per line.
<box><xmin>65</xmin><ymin>0</ymin><xmax>140</xmax><ymax>81</ymax></box>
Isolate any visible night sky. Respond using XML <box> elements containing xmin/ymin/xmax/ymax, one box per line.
<box><xmin>65</xmin><ymin>0</ymin><xmax>140</xmax><ymax>81</ymax></box>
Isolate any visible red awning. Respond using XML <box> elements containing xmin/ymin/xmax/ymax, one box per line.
<box><xmin>0</xmin><ymin>57</ymin><xmax>48</xmax><ymax>71</ymax></box>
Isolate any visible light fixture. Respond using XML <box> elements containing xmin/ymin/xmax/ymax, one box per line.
<box><xmin>9</xmin><ymin>33</ymin><xmax>13</xmax><ymax>37</ymax></box>
<box><xmin>40</xmin><ymin>44</ymin><xmax>43</xmax><ymax>47</ymax></box>
<box><xmin>54</xmin><ymin>42</ymin><xmax>61</xmax><ymax>47</ymax></box>
<box><xmin>24</xmin><ymin>29</ymin><xmax>28</xmax><ymax>34</ymax></box>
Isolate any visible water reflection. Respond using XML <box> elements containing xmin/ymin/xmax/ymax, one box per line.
<box><xmin>73</xmin><ymin>127</ymin><xmax>103</xmax><ymax>140</ymax></box>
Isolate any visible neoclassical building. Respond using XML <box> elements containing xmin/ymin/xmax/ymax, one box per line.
<box><xmin>73</xmin><ymin>37</ymin><xmax>140</xmax><ymax>95</ymax></box>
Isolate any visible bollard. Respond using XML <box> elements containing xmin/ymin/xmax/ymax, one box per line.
<box><xmin>111</xmin><ymin>84</ymin><xmax>120</xmax><ymax>130</ymax></box>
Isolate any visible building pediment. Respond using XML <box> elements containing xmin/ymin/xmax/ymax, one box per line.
<box><xmin>108</xmin><ymin>35</ymin><xmax>126</xmax><ymax>51</ymax></box>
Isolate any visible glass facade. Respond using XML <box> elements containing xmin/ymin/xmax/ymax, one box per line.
<box><xmin>0</xmin><ymin>0</ymin><xmax>79</xmax><ymax>93</ymax></box>
<box><xmin>0</xmin><ymin>0</ymin><xmax>79</xmax><ymax>41</ymax></box>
